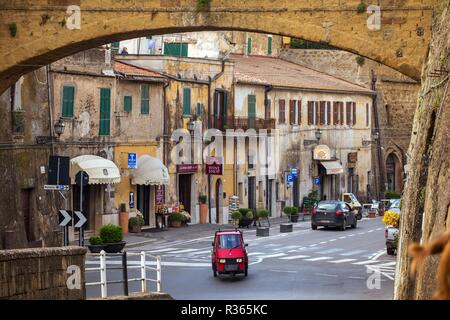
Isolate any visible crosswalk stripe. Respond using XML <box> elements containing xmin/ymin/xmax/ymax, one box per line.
<box><xmin>328</xmin><ymin>259</ymin><xmax>357</xmax><ymax>264</ymax></box>
<box><xmin>340</xmin><ymin>250</ymin><xmax>366</xmax><ymax>256</ymax></box>
<box><xmin>248</xmin><ymin>252</ymin><xmax>265</xmax><ymax>256</ymax></box>
<box><xmin>260</xmin><ymin>253</ymin><xmax>287</xmax><ymax>259</ymax></box>
<box><xmin>173</xmin><ymin>249</ymin><xmax>201</xmax><ymax>254</ymax></box>
<box><xmin>371</xmin><ymin>261</ymin><xmax>396</xmax><ymax>267</ymax></box>
<box><xmin>148</xmin><ymin>247</ymin><xmax>179</xmax><ymax>253</ymax></box>
<box><xmin>305</xmin><ymin>257</ymin><xmax>333</xmax><ymax>262</ymax></box>
<box><xmin>189</xmin><ymin>250</ymin><xmax>211</xmax><ymax>255</ymax></box>
<box><xmin>318</xmin><ymin>248</ymin><xmax>344</xmax><ymax>254</ymax></box>
<box><xmin>280</xmin><ymin>255</ymin><xmax>310</xmax><ymax>260</ymax></box>
<box><xmin>352</xmin><ymin>260</ymin><xmax>381</xmax><ymax>265</ymax></box>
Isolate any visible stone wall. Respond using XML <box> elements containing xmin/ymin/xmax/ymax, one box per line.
<box><xmin>0</xmin><ymin>246</ymin><xmax>86</xmax><ymax>300</ymax></box>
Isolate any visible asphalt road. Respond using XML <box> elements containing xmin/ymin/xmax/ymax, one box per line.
<box><xmin>86</xmin><ymin>217</ymin><xmax>395</xmax><ymax>300</ymax></box>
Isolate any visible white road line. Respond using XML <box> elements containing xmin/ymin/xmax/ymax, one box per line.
<box><xmin>376</xmin><ymin>228</ymin><xmax>383</xmax><ymax>231</ymax></box>
<box><xmin>328</xmin><ymin>239</ymin><xmax>337</xmax><ymax>242</ymax></box>
<box><xmin>352</xmin><ymin>260</ymin><xmax>382</xmax><ymax>265</ymax></box>
<box><xmin>318</xmin><ymin>248</ymin><xmax>344</xmax><ymax>254</ymax></box>
<box><xmin>147</xmin><ymin>247</ymin><xmax>179</xmax><ymax>253</ymax></box>
<box><xmin>248</xmin><ymin>252</ymin><xmax>265</xmax><ymax>256</ymax></box>
<box><xmin>340</xmin><ymin>250</ymin><xmax>366</xmax><ymax>256</ymax></box>
<box><xmin>260</xmin><ymin>253</ymin><xmax>287</xmax><ymax>259</ymax></box>
<box><xmin>280</xmin><ymin>255</ymin><xmax>310</xmax><ymax>260</ymax></box>
<box><xmin>348</xmin><ymin>276</ymin><xmax>365</xmax><ymax>280</ymax></box>
<box><xmin>86</xmin><ymin>260</ymin><xmax>210</xmax><ymax>268</ymax></box>
<box><xmin>368</xmin><ymin>230</ymin><xmax>375</xmax><ymax>233</ymax></box>
<box><xmin>348</xmin><ymin>234</ymin><xmax>356</xmax><ymax>237</ymax></box>
<box><xmin>305</xmin><ymin>256</ymin><xmax>333</xmax><ymax>262</ymax></box>
<box><xmin>372</xmin><ymin>261</ymin><xmax>396</xmax><ymax>267</ymax></box>
<box><xmin>358</xmin><ymin>232</ymin><xmax>365</xmax><ymax>235</ymax></box>
<box><xmin>309</xmin><ymin>244</ymin><xmax>318</xmax><ymax>247</ymax></box>
<box><xmin>370</xmin><ymin>250</ymin><xmax>386</xmax><ymax>261</ymax></box>
<box><xmin>328</xmin><ymin>259</ymin><xmax>358</xmax><ymax>264</ymax></box>
<box><xmin>315</xmin><ymin>273</ymin><xmax>338</xmax><ymax>278</ymax></box>
<box><xmin>319</xmin><ymin>241</ymin><xmax>327</xmax><ymax>244</ymax></box>
<box><xmin>189</xmin><ymin>250</ymin><xmax>212</xmax><ymax>255</ymax></box>
<box><xmin>270</xmin><ymin>270</ymin><xmax>298</xmax><ymax>274</ymax></box>
<box><xmin>338</xmin><ymin>236</ymin><xmax>347</xmax><ymax>239</ymax></box>
<box><xmin>173</xmin><ymin>249</ymin><xmax>201</xmax><ymax>254</ymax></box>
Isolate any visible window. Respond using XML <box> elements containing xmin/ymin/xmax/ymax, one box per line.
<box><xmin>353</xmin><ymin>102</ymin><xmax>357</xmax><ymax>126</ymax></box>
<box><xmin>385</xmin><ymin>104</ymin><xmax>391</xmax><ymax>126</ymax></box>
<box><xmin>268</xmin><ymin>36</ymin><xmax>273</xmax><ymax>55</ymax></box>
<box><xmin>111</xmin><ymin>42</ymin><xmax>120</xmax><ymax>55</ymax></box>
<box><xmin>326</xmin><ymin>102</ymin><xmax>331</xmax><ymax>125</ymax></box>
<box><xmin>259</xmin><ymin>181</ymin><xmax>263</xmax><ymax>202</ymax></box>
<box><xmin>366</xmin><ymin>103</ymin><xmax>370</xmax><ymax>127</ymax></box>
<box><xmin>247</xmin><ymin>37</ymin><xmax>252</xmax><ymax>55</ymax></box>
<box><xmin>141</xmin><ymin>84</ymin><xmax>150</xmax><ymax>114</ymax></box>
<box><xmin>346</xmin><ymin>102</ymin><xmax>353</xmax><ymax>126</ymax></box>
<box><xmin>164</xmin><ymin>43</ymin><xmax>188</xmax><ymax>57</ymax></box>
<box><xmin>307</xmin><ymin>101</ymin><xmax>318</xmax><ymax>125</ymax></box>
<box><xmin>339</xmin><ymin>102</ymin><xmax>344</xmax><ymax>125</ymax></box>
<box><xmin>219</xmin><ymin>234</ymin><xmax>241</xmax><ymax>248</ymax></box>
<box><xmin>62</xmin><ymin>85</ymin><xmax>75</xmax><ymax>118</ymax></box>
<box><xmin>289</xmin><ymin>100</ymin><xmax>301</xmax><ymax>125</ymax></box>
<box><xmin>248</xmin><ymin>95</ymin><xmax>256</xmax><ymax>129</ymax></box>
<box><xmin>276</xmin><ymin>182</ymin><xmax>280</xmax><ymax>201</ymax></box>
<box><xmin>265</xmin><ymin>99</ymin><xmax>272</xmax><ymax>120</ymax></box>
<box><xmin>196</xmin><ymin>102</ymin><xmax>202</xmax><ymax>118</ymax></box>
<box><xmin>183</xmin><ymin>88</ymin><xmax>191</xmax><ymax>116</ymax></box>
<box><xmin>99</xmin><ymin>88</ymin><xmax>111</xmax><ymax>136</ymax></box>
<box><xmin>279</xmin><ymin>99</ymin><xmax>286</xmax><ymax>124</ymax></box>
<box><xmin>319</xmin><ymin>101</ymin><xmax>326</xmax><ymax>125</ymax></box>
<box><xmin>124</xmin><ymin>96</ymin><xmax>132</xmax><ymax>113</ymax></box>
<box><xmin>296</xmin><ymin>100</ymin><xmax>302</xmax><ymax>125</ymax></box>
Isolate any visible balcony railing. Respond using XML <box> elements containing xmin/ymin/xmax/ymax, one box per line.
<box><xmin>208</xmin><ymin>116</ymin><xmax>276</xmax><ymax>131</ymax></box>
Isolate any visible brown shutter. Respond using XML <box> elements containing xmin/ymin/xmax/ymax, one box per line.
<box><xmin>319</xmin><ymin>101</ymin><xmax>325</xmax><ymax>125</ymax></box>
<box><xmin>289</xmin><ymin>100</ymin><xmax>295</xmax><ymax>125</ymax></box>
<box><xmin>315</xmin><ymin>102</ymin><xmax>319</xmax><ymax>125</ymax></box>
<box><xmin>297</xmin><ymin>100</ymin><xmax>302</xmax><ymax>125</ymax></box>
<box><xmin>308</xmin><ymin>101</ymin><xmax>313</xmax><ymax>125</ymax></box>
<box><xmin>340</xmin><ymin>102</ymin><xmax>344</xmax><ymax>125</ymax></box>
<box><xmin>326</xmin><ymin>102</ymin><xmax>331</xmax><ymax>125</ymax></box>
<box><xmin>366</xmin><ymin>103</ymin><xmax>369</xmax><ymax>127</ymax></box>
<box><xmin>346</xmin><ymin>102</ymin><xmax>352</xmax><ymax>125</ymax></box>
<box><xmin>353</xmin><ymin>102</ymin><xmax>357</xmax><ymax>126</ymax></box>
<box><xmin>279</xmin><ymin>99</ymin><xmax>285</xmax><ymax>124</ymax></box>
<box><xmin>333</xmin><ymin>102</ymin><xmax>339</xmax><ymax>125</ymax></box>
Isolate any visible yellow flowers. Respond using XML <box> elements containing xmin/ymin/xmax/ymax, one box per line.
<box><xmin>382</xmin><ymin>210</ymin><xmax>400</xmax><ymax>228</ymax></box>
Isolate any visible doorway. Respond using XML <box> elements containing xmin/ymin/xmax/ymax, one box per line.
<box><xmin>179</xmin><ymin>174</ymin><xmax>192</xmax><ymax>216</ymax></box>
<box><xmin>248</xmin><ymin>176</ymin><xmax>256</xmax><ymax>210</ymax></box>
<box><xmin>137</xmin><ymin>185</ymin><xmax>151</xmax><ymax>226</ymax></box>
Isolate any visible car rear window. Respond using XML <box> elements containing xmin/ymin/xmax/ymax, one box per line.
<box><xmin>219</xmin><ymin>234</ymin><xmax>241</xmax><ymax>248</ymax></box>
<box><xmin>317</xmin><ymin>203</ymin><xmax>337</xmax><ymax>210</ymax></box>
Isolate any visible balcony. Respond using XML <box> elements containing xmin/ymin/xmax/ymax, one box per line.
<box><xmin>208</xmin><ymin>116</ymin><xmax>275</xmax><ymax>131</ymax></box>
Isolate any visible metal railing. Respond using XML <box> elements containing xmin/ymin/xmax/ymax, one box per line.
<box><xmin>86</xmin><ymin>250</ymin><xmax>162</xmax><ymax>298</ymax></box>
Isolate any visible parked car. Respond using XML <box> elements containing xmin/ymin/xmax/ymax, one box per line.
<box><xmin>312</xmin><ymin>200</ymin><xmax>358</xmax><ymax>231</ymax></box>
<box><xmin>385</xmin><ymin>199</ymin><xmax>401</xmax><ymax>255</ymax></box>
<box><xmin>341</xmin><ymin>193</ymin><xmax>362</xmax><ymax>220</ymax></box>
<box><xmin>211</xmin><ymin>229</ymin><xmax>248</xmax><ymax>278</ymax></box>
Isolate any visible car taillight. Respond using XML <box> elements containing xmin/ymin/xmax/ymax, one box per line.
<box><xmin>335</xmin><ymin>210</ymin><xmax>343</xmax><ymax>215</ymax></box>
<box><xmin>312</xmin><ymin>209</ymin><xmax>317</xmax><ymax>215</ymax></box>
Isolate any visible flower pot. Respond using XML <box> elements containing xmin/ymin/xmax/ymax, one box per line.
<box><xmin>289</xmin><ymin>215</ymin><xmax>299</xmax><ymax>223</ymax></box>
<box><xmin>170</xmin><ymin>220</ymin><xmax>182</xmax><ymax>228</ymax></box>
<box><xmin>88</xmin><ymin>244</ymin><xmax>107</xmax><ymax>253</ymax></box>
<box><xmin>119</xmin><ymin>211</ymin><xmax>129</xmax><ymax>234</ymax></box>
<box><xmin>200</xmin><ymin>203</ymin><xmax>208</xmax><ymax>224</ymax></box>
<box><xmin>368</xmin><ymin>212</ymin><xmax>376</xmax><ymax>218</ymax></box>
<box><xmin>129</xmin><ymin>224</ymin><xmax>141</xmax><ymax>233</ymax></box>
<box><xmin>239</xmin><ymin>219</ymin><xmax>253</xmax><ymax>228</ymax></box>
<box><xmin>104</xmin><ymin>241</ymin><xmax>127</xmax><ymax>253</ymax></box>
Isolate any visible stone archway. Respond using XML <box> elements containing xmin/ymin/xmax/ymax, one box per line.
<box><xmin>0</xmin><ymin>0</ymin><xmax>438</xmax><ymax>93</ymax></box>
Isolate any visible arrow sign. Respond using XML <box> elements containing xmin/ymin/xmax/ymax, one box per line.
<box><xmin>74</xmin><ymin>211</ymin><xmax>87</xmax><ymax>228</ymax></box>
<box><xmin>59</xmin><ymin>210</ymin><xmax>72</xmax><ymax>227</ymax></box>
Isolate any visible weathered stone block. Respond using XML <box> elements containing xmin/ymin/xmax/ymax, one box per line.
<box><xmin>256</xmin><ymin>227</ymin><xmax>269</xmax><ymax>237</ymax></box>
<box><xmin>280</xmin><ymin>223</ymin><xmax>293</xmax><ymax>233</ymax></box>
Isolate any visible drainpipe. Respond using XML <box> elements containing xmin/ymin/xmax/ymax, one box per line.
<box><xmin>264</xmin><ymin>85</ymin><xmax>273</xmax><ymax>212</ymax></box>
<box><xmin>371</xmin><ymin>70</ymin><xmax>384</xmax><ymax>200</ymax></box>
<box><xmin>163</xmin><ymin>81</ymin><xmax>170</xmax><ymax>166</ymax></box>
<box><xmin>47</xmin><ymin>65</ymin><xmax>55</xmax><ymax>155</ymax></box>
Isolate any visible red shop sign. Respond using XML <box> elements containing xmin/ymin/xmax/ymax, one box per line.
<box><xmin>177</xmin><ymin>164</ymin><xmax>199</xmax><ymax>174</ymax></box>
<box><xmin>205</xmin><ymin>157</ymin><xmax>223</xmax><ymax>175</ymax></box>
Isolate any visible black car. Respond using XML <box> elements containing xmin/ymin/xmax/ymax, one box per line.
<box><xmin>311</xmin><ymin>200</ymin><xmax>357</xmax><ymax>231</ymax></box>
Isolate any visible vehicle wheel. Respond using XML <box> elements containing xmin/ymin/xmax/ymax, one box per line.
<box><xmin>387</xmin><ymin>248</ymin><xmax>395</xmax><ymax>256</ymax></box>
<box><xmin>312</xmin><ymin>224</ymin><xmax>318</xmax><ymax>230</ymax></box>
<box><xmin>341</xmin><ymin>220</ymin><xmax>346</xmax><ymax>231</ymax></box>
<box><xmin>212</xmin><ymin>265</ymin><xmax>217</xmax><ymax>277</ymax></box>
<box><xmin>244</xmin><ymin>263</ymin><xmax>248</xmax><ymax>277</ymax></box>
<box><xmin>351</xmin><ymin>219</ymin><xmax>357</xmax><ymax>229</ymax></box>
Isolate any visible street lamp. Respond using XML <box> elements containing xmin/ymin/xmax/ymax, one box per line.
<box><xmin>315</xmin><ymin>129</ymin><xmax>323</xmax><ymax>142</ymax></box>
<box><xmin>54</xmin><ymin>118</ymin><xmax>65</xmax><ymax>140</ymax></box>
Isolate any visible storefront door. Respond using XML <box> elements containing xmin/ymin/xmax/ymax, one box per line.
<box><xmin>179</xmin><ymin>174</ymin><xmax>192</xmax><ymax>215</ymax></box>
<box><xmin>137</xmin><ymin>185</ymin><xmax>151</xmax><ymax>226</ymax></box>
<box><xmin>248</xmin><ymin>177</ymin><xmax>256</xmax><ymax>210</ymax></box>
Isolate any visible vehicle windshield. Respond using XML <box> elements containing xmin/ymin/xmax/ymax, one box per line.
<box><xmin>219</xmin><ymin>234</ymin><xmax>241</xmax><ymax>248</ymax></box>
<box><xmin>317</xmin><ymin>203</ymin><xmax>337</xmax><ymax>210</ymax></box>
<box><xmin>390</xmin><ymin>199</ymin><xmax>401</xmax><ymax>209</ymax></box>
<box><xmin>350</xmin><ymin>194</ymin><xmax>358</xmax><ymax>202</ymax></box>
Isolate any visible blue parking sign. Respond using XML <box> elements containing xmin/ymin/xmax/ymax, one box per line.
<box><xmin>314</xmin><ymin>177</ymin><xmax>321</xmax><ymax>186</ymax></box>
<box><xmin>291</xmin><ymin>168</ymin><xmax>298</xmax><ymax>178</ymax></box>
<box><xmin>286</xmin><ymin>173</ymin><xmax>294</xmax><ymax>186</ymax></box>
<box><xmin>128</xmin><ymin>153</ymin><xmax>138</xmax><ymax>169</ymax></box>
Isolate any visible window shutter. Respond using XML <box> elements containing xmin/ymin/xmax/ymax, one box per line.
<box><xmin>279</xmin><ymin>99</ymin><xmax>285</xmax><ymax>124</ymax></box>
<box><xmin>99</xmin><ymin>88</ymin><xmax>111</xmax><ymax>136</ymax></box>
<box><xmin>62</xmin><ymin>86</ymin><xmax>75</xmax><ymax>118</ymax></box>
<box><xmin>183</xmin><ymin>88</ymin><xmax>191</xmax><ymax>116</ymax></box>
<box><xmin>297</xmin><ymin>100</ymin><xmax>302</xmax><ymax>125</ymax></box>
<box><xmin>247</xmin><ymin>38</ymin><xmax>252</xmax><ymax>55</ymax></box>
<box><xmin>326</xmin><ymin>102</ymin><xmax>331</xmax><ymax>125</ymax></box>
<box><xmin>340</xmin><ymin>102</ymin><xmax>344</xmax><ymax>125</ymax></box>
<box><xmin>333</xmin><ymin>102</ymin><xmax>339</xmax><ymax>125</ymax></box>
<box><xmin>124</xmin><ymin>96</ymin><xmax>132</xmax><ymax>113</ymax></box>
<box><xmin>366</xmin><ymin>103</ymin><xmax>370</xmax><ymax>127</ymax></box>
<box><xmin>314</xmin><ymin>102</ymin><xmax>319</xmax><ymax>125</ymax></box>
<box><xmin>213</xmin><ymin>91</ymin><xmax>220</xmax><ymax>118</ymax></box>
<box><xmin>140</xmin><ymin>84</ymin><xmax>150</xmax><ymax>114</ymax></box>
<box><xmin>353</xmin><ymin>102</ymin><xmax>357</xmax><ymax>126</ymax></box>
<box><xmin>268</xmin><ymin>36</ymin><xmax>273</xmax><ymax>55</ymax></box>
<box><xmin>346</xmin><ymin>102</ymin><xmax>352</xmax><ymax>125</ymax></box>
<box><xmin>308</xmin><ymin>101</ymin><xmax>313</xmax><ymax>125</ymax></box>
<box><xmin>289</xmin><ymin>100</ymin><xmax>295</xmax><ymax>125</ymax></box>
<box><xmin>319</xmin><ymin>101</ymin><xmax>326</xmax><ymax>125</ymax></box>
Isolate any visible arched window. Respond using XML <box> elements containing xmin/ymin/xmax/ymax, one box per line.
<box><xmin>386</xmin><ymin>154</ymin><xmax>396</xmax><ymax>192</ymax></box>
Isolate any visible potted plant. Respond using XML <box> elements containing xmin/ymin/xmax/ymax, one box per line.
<box><xmin>87</xmin><ymin>236</ymin><xmax>106</xmax><ymax>253</ymax></box>
<box><xmin>119</xmin><ymin>203</ymin><xmax>129</xmax><ymax>234</ymax></box>
<box><xmin>99</xmin><ymin>224</ymin><xmax>125</xmax><ymax>253</ymax></box>
<box><xmin>230</xmin><ymin>211</ymin><xmax>242</xmax><ymax>226</ymax></box>
<box><xmin>128</xmin><ymin>215</ymin><xmax>144</xmax><ymax>233</ymax></box>
<box><xmin>257</xmin><ymin>209</ymin><xmax>269</xmax><ymax>220</ymax></box>
<box><xmin>169</xmin><ymin>212</ymin><xmax>184</xmax><ymax>228</ymax></box>
<box><xmin>284</xmin><ymin>206</ymin><xmax>300</xmax><ymax>222</ymax></box>
<box><xmin>199</xmin><ymin>194</ymin><xmax>208</xmax><ymax>224</ymax></box>
<box><xmin>238</xmin><ymin>208</ymin><xmax>253</xmax><ymax>228</ymax></box>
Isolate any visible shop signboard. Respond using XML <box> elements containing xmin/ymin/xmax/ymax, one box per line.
<box><xmin>206</xmin><ymin>156</ymin><xmax>223</xmax><ymax>175</ymax></box>
<box><xmin>177</xmin><ymin>164</ymin><xmax>199</xmax><ymax>174</ymax></box>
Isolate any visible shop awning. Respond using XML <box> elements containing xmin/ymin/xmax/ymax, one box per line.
<box><xmin>70</xmin><ymin>155</ymin><xmax>121</xmax><ymax>185</ymax></box>
<box><xmin>131</xmin><ymin>155</ymin><xmax>169</xmax><ymax>186</ymax></box>
<box><xmin>320</xmin><ymin>161</ymin><xmax>344</xmax><ymax>175</ymax></box>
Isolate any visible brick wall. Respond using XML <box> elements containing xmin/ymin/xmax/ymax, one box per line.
<box><xmin>0</xmin><ymin>247</ymin><xmax>86</xmax><ymax>300</ymax></box>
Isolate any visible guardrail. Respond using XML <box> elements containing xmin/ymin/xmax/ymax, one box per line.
<box><xmin>86</xmin><ymin>250</ymin><xmax>161</xmax><ymax>298</ymax></box>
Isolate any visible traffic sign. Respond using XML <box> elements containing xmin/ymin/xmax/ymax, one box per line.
<box><xmin>291</xmin><ymin>168</ymin><xmax>298</xmax><ymax>178</ymax></box>
<box><xmin>45</xmin><ymin>185</ymin><xmax>69</xmax><ymax>191</ymax></box>
<box><xmin>128</xmin><ymin>153</ymin><xmax>138</xmax><ymax>169</ymax></box>
<box><xmin>75</xmin><ymin>171</ymin><xmax>89</xmax><ymax>187</ymax></box>
<box><xmin>74</xmin><ymin>211</ymin><xmax>87</xmax><ymax>228</ymax></box>
<box><xmin>59</xmin><ymin>210</ymin><xmax>72</xmax><ymax>227</ymax></box>
<box><xmin>314</xmin><ymin>177</ymin><xmax>321</xmax><ymax>186</ymax></box>
<box><xmin>286</xmin><ymin>173</ymin><xmax>294</xmax><ymax>186</ymax></box>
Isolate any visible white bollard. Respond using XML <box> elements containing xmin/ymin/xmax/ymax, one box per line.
<box><xmin>140</xmin><ymin>251</ymin><xmax>147</xmax><ymax>293</ymax></box>
<box><xmin>156</xmin><ymin>256</ymin><xmax>162</xmax><ymax>293</ymax></box>
<box><xmin>100</xmin><ymin>250</ymin><xmax>107</xmax><ymax>298</ymax></box>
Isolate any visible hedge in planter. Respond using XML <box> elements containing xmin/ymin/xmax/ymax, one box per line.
<box><xmin>284</xmin><ymin>206</ymin><xmax>300</xmax><ymax>222</ymax></box>
<box><xmin>129</xmin><ymin>216</ymin><xmax>145</xmax><ymax>233</ymax></box>
<box><xmin>99</xmin><ymin>224</ymin><xmax>126</xmax><ymax>253</ymax></box>
<box><xmin>88</xmin><ymin>236</ymin><xmax>105</xmax><ymax>253</ymax></box>
<box><xmin>169</xmin><ymin>212</ymin><xmax>184</xmax><ymax>227</ymax></box>
<box><xmin>231</xmin><ymin>211</ymin><xmax>242</xmax><ymax>225</ymax></box>
<box><xmin>238</xmin><ymin>209</ymin><xmax>253</xmax><ymax>228</ymax></box>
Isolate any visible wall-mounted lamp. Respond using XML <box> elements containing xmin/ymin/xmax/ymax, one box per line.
<box><xmin>54</xmin><ymin>118</ymin><xmax>65</xmax><ymax>140</ymax></box>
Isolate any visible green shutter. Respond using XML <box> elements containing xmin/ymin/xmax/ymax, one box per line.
<box><xmin>124</xmin><ymin>96</ymin><xmax>132</xmax><ymax>113</ymax></box>
<box><xmin>196</xmin><ymin>102</ymin><xmax>202</xmax><ymax>118</ymax></box>
<box><xmin>62</xmin><ymin>86</ymin><xmax>74</xmax><ymax>118</ymax></box>
<box><xmin>248</xmin><ymin>94</ymin><xmax>256</xmax><ymax>128</ymax></box>
<box><xmin>183</xmin><ymin>88</ymin><xmax>191</xmax><ymax>116</ymax></box>
<box><xmin>99</xmin><ymin>88</ymin><xmax>111</xmax><ymax>136</ymax></box>
<box><xmin>111</xmin><ymin>42</ymin><xmax>120</xmax><ymax>54</ymax></box>
<box><xmin>164</xmin><ymin>43</ymin><xmax>188</xmax><ymax>57</ymax></box>
<box><xmin>247</xmin><ymin>38</ymin><xmax>252</xmax><ymax>55</ymax></box>
<box><xmin>141</xmin><ymin>85</ymin><xmax>150</xmax><ymax>114</ymax></box>
<box><xmin>268</xmin><ymin>37</ymin><xmax>273</xmax><ymax>55</ymax></box>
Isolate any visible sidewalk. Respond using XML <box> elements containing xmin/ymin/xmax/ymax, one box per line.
<box><xmin>124</xmin><ymin>214</ymin><xmax>311</xmax><ymax>248</ymax></box>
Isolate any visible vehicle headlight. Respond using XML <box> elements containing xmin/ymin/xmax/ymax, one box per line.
<box><xmin>236</xmin><ymin>258</ymin><xmax>243</xmax><ymax>263</ymax></box>
<box><xmin>219</xmin><ymin>259</ymin><xmax>226</xmax><ymax>264</ymax></box>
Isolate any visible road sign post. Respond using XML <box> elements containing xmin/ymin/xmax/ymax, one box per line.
<box><xmin>59</xmin><ymin>209</ymin><xmax>72</xmax><ymax>246</ymax></box>
<box><xmin>75</xmin><ymin>171</ymin><xmax>89</xmax><ymax>247</ymax></box>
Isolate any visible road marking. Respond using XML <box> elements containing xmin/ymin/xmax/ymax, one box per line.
<box><xmin>309</xmin><ymin>244</ymin><xmax>318</xmax><ymax>247</ymax></box>
<box><xmin>86</xmin><ymin>260</ymin><xmax>210</xmax><ymax>268</ymax></box>
<box><xmin>283</xmin><ymin>245</ymin><xmax>300</xmax><ymax>250</ymax></box>
<box><xmin>338</xmin><ymin>236</ymin><xmax>347</xmax><ymax>239</ymax></box>
<box><xmin>348</xmin><ymin>276</ymin><xmax>365</xmax><ymax>280</ymax></box>
<box><xmin>318</xmin><ymin>248</ymin><xmax>344</xmax><ymax>254</ymax></box>
<box><xmin>248</xmin><ymin>252</ymin><xmax>265</xmax><ymax>256</ymax></box>
<box><xmin>372</xmin><ymin>261</ymin><xmax>396</xmax><ymax>267</ymax></box>
<box><xmin>340</xmin><ymin>250</ymin><xmax>366</xmax><ymax>256</ymax></box>
<box><xmin>376</xmin><ymin>228</ymin><xmax>383</xmax><ymax>231</ymax></box>
<box><xmin>260</xmin><ymin>253</ymin><xmax>287</xmax><ymax>259</ymax></box>
<box><xmin>270</xmin><ymin>270</ymin><xmax>298</xmax><ymax>274</ymax></box>
<box><xmin>280</xmin><ymin>255</ymin><xmax>310</xmax><ymax>260</ymax></box>
<box><xmin>358</xmin><ymin>232</ymin><xmax>365</xmax><ymax>235</ymax></box>
<box><xmin>147</xmin><ymin>247</ymin><xmax>179</xmax><ymax>253</ymax></box>
<box><xmin>319</xmin><ymin>241</ymin><xmax>327</xmax><ymax>244</ymax></box>
<box><xmin>305</xmin><ymin>256</ymin><xmax>333</xmax><ymax>262</ymax></box>
<box><xmin>328</xmin><ymin>259</ymin><xmax>358</xmax><ymax>264</ymax></box>
<box><xmin>189</xmin><ymin>250</ymin><xmax>211</xmax><ymax>255</ymax></box>
<box><xmin>352</xmin><ymin>260</ymin><xmax>381</xmax><ymax>265</ymax></box>
<box><xmin>368</xmin><ymin>230</ymin><xmax>375</xmax><ymax>233</ymax></box>
<box><xmin>328</xmin><ymin>239</ymin><xmax>337</xmax><ymax>242</ymax></box>
<box><xmin>369</xmin><ymin>250</ymin><xmax>386</xmax><ymax>261</ymax></box>
<box><xmin>173</xmin><ymin>249</ymin><xmax>201</xmax><ymax>254</ymax></box>
<box><xmin>348</xmin><ymin>234</ymin><xmax>356</xmax><ymax>237</ymax></box>
<box><xmin>315</xmin><ymin>273</ymin><xmax>338</xmax><ymax>278</ymax></box>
